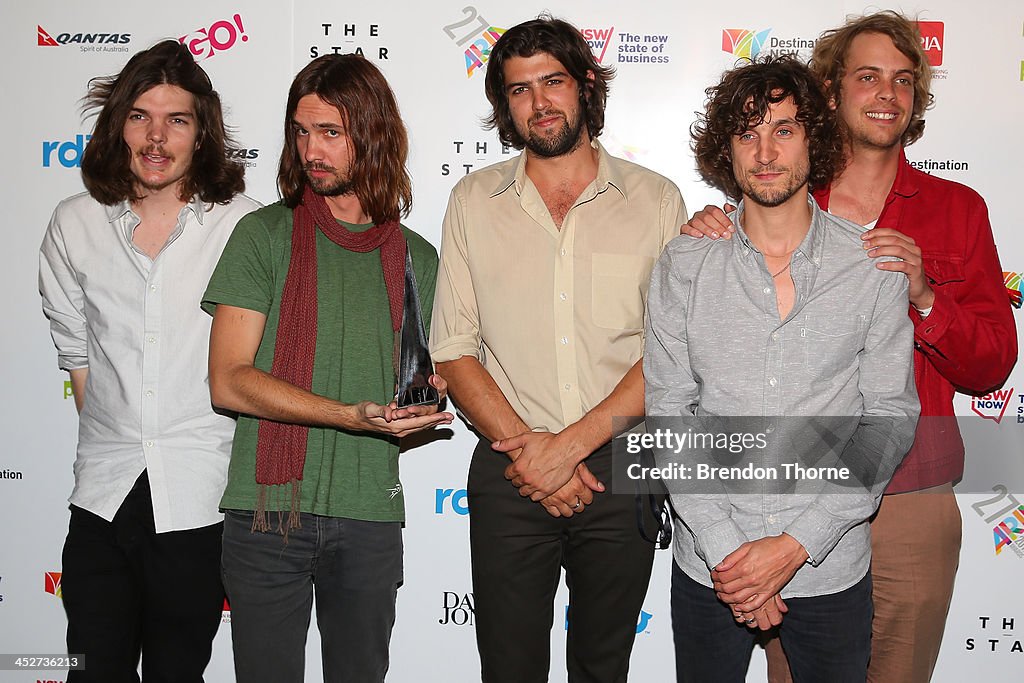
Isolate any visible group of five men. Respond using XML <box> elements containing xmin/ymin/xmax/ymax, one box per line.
<box><xmin>38</xmin><ymin>9</ymin><xmax>1015</xmax><ymax>683</ymax></box>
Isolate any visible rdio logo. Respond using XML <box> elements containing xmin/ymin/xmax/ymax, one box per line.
<box><xmin>435</xmin><ymin>488</ymin><xmax>468</xmax><ymax>515</ymax></box>
<box><xmin>43</xmin><ymin>135</ymin><xmax>92</xmax><ymax>168</ymax></box>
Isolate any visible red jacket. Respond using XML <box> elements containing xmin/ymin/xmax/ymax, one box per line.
<box><xmin>813</xmin><ymin>151</ymin><xmax>1017</xmax><ymax>493</ymax></box>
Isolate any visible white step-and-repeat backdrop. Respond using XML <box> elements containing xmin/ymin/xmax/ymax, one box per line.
<box><xmin>2</xmin><ymin>1</ymin><xmax>1022</xmax><ymax>681</ymax></box>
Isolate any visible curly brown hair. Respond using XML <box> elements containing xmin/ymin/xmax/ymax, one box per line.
<box><xmin>80</xmin><ymin>40</ymin><xmax>244</xmax><ymax>206</ymax></box>
<box><xmin>692</xmin><ymin>55</ymin><xmax>844</xmax><ymax>201</ymax></box>
<box><xmin>484</xmin><ymin>15</ymin><xmax>615</xmax><ymax>149</ymax></box>
<box><xmin>810</xmin><ymin>11</ymin><xmax>933</xmax><ymax>146</ymax></box>
<box><xmin>278</xmin><ymin>54</ymin><xmax>411</xmax><ymax>223</ymax></box>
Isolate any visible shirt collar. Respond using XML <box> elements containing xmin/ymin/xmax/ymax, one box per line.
<box><xmin>813</xmin><ymin>147</ymin><xmax>919</xmax><ymax>208</ymax></box>
<box><xmin>890</xmin><ymin>148</ymin><xmax>919</xmax><ymax>199</ymax></box>
<box><xmin>732</xmin><ymin>194</ymin><xmax>826</xmax><ymax>269</ymax></box>
<box><xmin>105</xmin><ymin>196</ymin><xmax>206</xmax><ymax>230</ymax></box>
<box><xmin>105</xmin><ymin>196</ymin><xmax>205</xmax><ymax>244</ymax></box>
<box><xmin>489</xmin><ymin>139</ymin><xmax>628</xmax><ymax>201</ymax></box>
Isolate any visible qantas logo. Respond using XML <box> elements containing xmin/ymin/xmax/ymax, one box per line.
<box><xmin>37</xmin><ymin>25</ymin><xmax>131</xmax><ymax>47</ymax></box>
<box><xmin>44</xmin><ymin>571</ymin><xmax>62</xmax><ymax>598</ymax></box>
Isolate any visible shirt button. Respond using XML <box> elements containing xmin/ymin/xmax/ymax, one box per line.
<box><xmin>766</xmin><ymin>424</ymin><xmax>775</xmax><ymax>434</ymax></box>
<box><xmin>564</xmin><ymin>384</ymin><xmax>571</xmax><ymax>391</ymax></box>
<box><xmin>560</xmin><ymin>336</ymin><xmax>568</xmax><ymax>345</ymax></box>
<box><xmin>560</xmin><ymin>292</ymin><xmax>567</xmax><ymax>301</ymax></box>
<box><xmin>150</xmin><ymin>284</ymin><xmax>157</xmax><ymax>291</ymax></box>
<box><xmin>769</xmin><ymin>377</ymin><xmax>777</xmax><ymax>387</ymax></box>
<box><xmin>145</xmin><ymin>441</ymin><xmax>154</xmax><ymax>448</ymax></box>
<box><xmin>763</xmin><ymin>286</ymin><xmax>771</xmax><ymax>294</ymax></box>
<box><xmin>145</xmin><ymin>390</ymin><xmax>154</xmax><ymax>397</ymax></box>
<box><xmin>771</xmin><ymin>332</ymin><xmax>779</xmax><ymax>341</ymax></box>
<box><xmin>560</xmin><ymin>248</ymin><xmax>567</xmax><ymax>256</ymax></box>
<box><xmin>147</xmin><ymin>337</ymin><xmax>156</xmax><ymax>344</ymax></box>
<box><xmin>767</xmin><ymin>514</ymin><xmax>778</xmax><ymax>524</ymax></box>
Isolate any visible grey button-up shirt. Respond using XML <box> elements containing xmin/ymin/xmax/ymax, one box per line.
<box><xmin>643</xmin><ymin>197</ymin><xmax>919</xmax><ymax>598</ymax></box>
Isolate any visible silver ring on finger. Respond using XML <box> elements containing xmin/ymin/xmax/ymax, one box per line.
<box><xmin>571</xmin><ymin>495</ymin><xmax>582</xmax><ymax>510</ymax></box>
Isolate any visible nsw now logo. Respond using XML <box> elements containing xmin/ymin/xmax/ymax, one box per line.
<box><xmin>971</xmin><ymin>387</ymin><xmax>1015</xmax><ymax>423</ymax></box>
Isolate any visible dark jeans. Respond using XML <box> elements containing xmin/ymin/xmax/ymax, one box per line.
<box><xmin>469</xmin><ymin>439</ymin><xmax>656</xmax><ymax>683</ymax></box>
<box><xmin>671</xmin><ymin>561</ymin><xmax>872</xmax><ymax>683</ymax></box>
<box><xmin>62</xmin><ymin>472</ymin><xmax>224</xmax><ymax>683</ymax></box>
<box><xmin>222</xmin><ymin>510</ymin><xmax>403</xmax><ymax>683</ymax></box>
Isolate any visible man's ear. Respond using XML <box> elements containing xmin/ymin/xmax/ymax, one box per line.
<box><xmin>581</xmin><ymin>69</ymin><xmax>596</xmax><ymax>101</ymax></box>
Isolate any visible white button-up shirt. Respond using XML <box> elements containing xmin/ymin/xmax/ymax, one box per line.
<box><xmin>39</xmin><ymin>191</ymin><xmax>260</xmax><ymax>532</ymax></box>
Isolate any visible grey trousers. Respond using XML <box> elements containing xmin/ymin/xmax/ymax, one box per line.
<box><xmin>222</xmin><ymin>510</ymin><xmax>403</xmax><ymax>683</ymax></box>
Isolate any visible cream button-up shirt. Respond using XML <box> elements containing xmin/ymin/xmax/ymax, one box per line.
<box><xmin>431</xmin><ymin>142</ymin><xmax>686</xmax><ymax>433</ymax></box>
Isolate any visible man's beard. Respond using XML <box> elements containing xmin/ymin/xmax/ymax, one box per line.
<box><xmin>739</xmin><ymin>164</ymin><xmax>809</xmax><ymax>208</ymax></box>
<box><xmin>522</xmin><ymin>110</ymin><xmax>586</xmax><ymax>158</ymax></box>
<box><xmin>304</xmin><ymin>164</ymin><xmax>353</xmax><ymax>197</ymax></box>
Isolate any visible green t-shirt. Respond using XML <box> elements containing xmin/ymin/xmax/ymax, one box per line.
<box><xmin>202</xmin><ymin>202</ymin><xmax>438</xmax><ymax>522</ymax></box>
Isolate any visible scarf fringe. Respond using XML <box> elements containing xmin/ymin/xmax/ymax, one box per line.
<box><xmin>251</xmin><ymin>480</ymin><xmax>303</xmax><ymax>541</ymax></box>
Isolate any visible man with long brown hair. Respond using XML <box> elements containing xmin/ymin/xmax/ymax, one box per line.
<box><xmin>431</xmin><ymin>16</ymin><xmax>686</xmax><ymax>682</ymax></box>
<box><xmin>204</xmin><ymin>53</ymin><xmax>451</xmax><ymax>682</ymax></box>
<box><xmin>684</xmin><ymin>11</ymin><xmax>1016</xmax><ymax>682</ymax></box>
<box><xmin>38</xmin><ymin>40</ymin><xmax>258</xmax><ymax>682</ymax></box>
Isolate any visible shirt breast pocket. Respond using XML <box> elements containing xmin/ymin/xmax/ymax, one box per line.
<box><xmin>591</xmin><ymin>253</ymin><xmax>654</xmax><ymax>330</ymax></box>
<box><xmin>801</xmin><ymin>313</ymin><xmax>868</xmax><ymax>376</ymax></box>
<box><xmin>922</xmin><ymin>254</ymin><xmax>965</xmax><ymax>293</ymax></box>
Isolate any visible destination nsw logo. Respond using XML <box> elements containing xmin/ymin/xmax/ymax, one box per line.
<box><xmin>721</xmin><ymin>28</ymin><xmax>815</xmax><ymax>59</ymax></box>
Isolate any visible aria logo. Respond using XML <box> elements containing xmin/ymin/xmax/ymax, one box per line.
<box><xmin>971</xmin><ymin>485</ymin><xmax>1024</xmax><ymax>558</ymax></box>
<box><xmin>1005</xmin><ymin>272</ymin><xmax>1022</xmax><ymax>309</ymax></box>
<box><xmin>441</xmin><ymin>6</ymin><xmax>505</xmax><ymax>77</ymax></box>
<box><xmin>44</xmin><ymin>571</ymin><xmax>62</xmax><ymax>599</ymax></box>
<box><xmin>916</xmin><ymin>21</ymin><xmax>944</xmax><ymax>67</ymax></box>
<box><xmin>971</xmin><ymin>388</ymin><xmax>1016</xmax><ymax>424</ymax></box>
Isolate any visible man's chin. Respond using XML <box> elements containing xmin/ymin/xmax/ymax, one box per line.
<box><xmin>306</xmin><ymin>176</ymin><xmax>353</xmax><ymax>197</ymax></box>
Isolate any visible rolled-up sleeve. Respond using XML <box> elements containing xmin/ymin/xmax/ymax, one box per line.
<box><xmin>39</xmin><ymin>204</ymin><xmax>88</xmax><ymax>371</ymax></box>
<box><xmin>430</xmin><ymin>182</ymin><xmax>482</xmax><ymax>363</ymax></box>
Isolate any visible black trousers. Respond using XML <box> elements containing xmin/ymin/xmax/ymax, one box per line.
<box><xmin>469</xmin><ymin>439</ymin><xmax>656</xmax><ymax>683</ymax></box>
<box><xmin>672</xmin><ymin>562</ymin><xmax>872</xmax><ymax>683</ymax></box>
<box><xmin>62</xmin><ymin>472</ymin><xmax>224</xmax><ymax>683</ymax></box>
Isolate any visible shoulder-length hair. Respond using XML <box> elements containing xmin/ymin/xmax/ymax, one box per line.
<box><xmin>810</xmin><ymin>11</ymin><xmax>933</xmax><ymax>146</ymax></box>
<box><xmin>80</xmin><ymin>39</ymin><xmax>244</xmax><ymax>205</ymax></box>
<box><xmin>483</xmin><ymin>16</ymin><xmax>615</xmax><ymax>149</ymax></box>
<box><xmin>278</xmin><ymin>54</ymin><xmax>411</xmax><ymax>223</ymax></box>
<box><xmin>692</xmin><ymin>55</ymin><xmax>844</xmax><ymax>201</ymax></box>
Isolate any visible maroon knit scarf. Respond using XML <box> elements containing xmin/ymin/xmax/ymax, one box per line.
<box><xmin>252</xmin><ymin>185</ymin><xmax>406</xmax><ymax>533</ymax></box>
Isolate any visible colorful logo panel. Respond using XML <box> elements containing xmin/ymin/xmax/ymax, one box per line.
<box><xmin>1005</xmin><ymin>272</ymin><xmax>1022</xmax><ymax>309</ymax></box>
<box><xmin>722</xmin><ymin>28</ymin><xmax>772</xmax><ymax>59</ymax></box>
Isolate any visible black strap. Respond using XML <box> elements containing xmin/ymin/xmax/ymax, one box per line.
<box><xmin>633</xmin><ymin>445</ymin><xmax>672</xmax><ymax>550</ymax></box>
